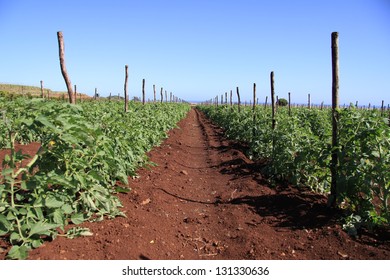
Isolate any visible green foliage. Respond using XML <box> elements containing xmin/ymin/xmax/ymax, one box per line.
<box><xmin>0</xmin><ymin>97</ymin><xmax>190</xmax><ymax>258</ymax></box>
<box><xmin>198</xmin><ymin>104</ymin><xmax>389</xmax><ymax>229</ymax></box>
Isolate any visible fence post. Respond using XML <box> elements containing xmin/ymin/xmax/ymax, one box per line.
<box><xmin>40</xmin><ymin>80</ymin><xmax>44</xmax><ymax>98</ymax></box>
<box><xmin>153</xmin><ymin>85</ymin><xmax>156</xmax><ymax>103</ymax></box>
<box><xmin>57</xmin><ymin>31</ymin><xmax>75</xmax><ymax>104</ymax></box>
<box><xmin>74</xmin><ymin>84</ymin><xmax>77</xmax><ymax>104</ymax></box>
<box><xmin>142</xmin><ymin>79</ymin><xmax>145</xmax><ymax>105</ymax></box>
<box><xmin>236</xmin><ymin>87</ymin><xmax>241</xmax><ymax>113</ymax></box>
<box><xmin>270</xmin><ymin>71</ymin><xmax>276</xmax><ymax>130</ymax></box>
<box><xmin>160</xmin><ymin>87</ymin><xmax>163</xmax><ymax>103</ymax></box>
<box><xmin>288</xmin><ymin>92</ymin><xmax>291</xmax><ymax>116</ymax></box>
<box><xmin>124</xmin><ymin>65</ymin><xmax>129</xmax><ymax>112</ymax></box>
<box><xmin>252</xmin><ymin>83</ymin><xmax>257</xmax><ymax>141</ymax></box>
<box><xmin>308</xmin><ymin>93</ymin><xmax>311</xmax><ymax>109</ymax></box>
<box><xmin>329</xmin><ymin>32</ymin><xmax>340</xmax><ymax>208</ymax></box>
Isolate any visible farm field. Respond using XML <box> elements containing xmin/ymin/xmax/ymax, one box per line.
<box><xmin>1</xmin><ymin>105</ymin><xmax>388</xmax><ymax>260</ymax></box>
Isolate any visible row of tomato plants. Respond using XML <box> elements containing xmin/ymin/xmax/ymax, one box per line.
<box><xmin>198</xmin><ymin>104</ymin><xmax>389</xmax><ymax>232</ymax></box>
<box><xmin>0</xmin><ymin>96</ymin><xmax>190</xmax><ymax>259</ymax></box>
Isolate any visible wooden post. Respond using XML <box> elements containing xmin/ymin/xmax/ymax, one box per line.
<box><xmin>142</xmin><ymin>79</ymin><xmax>145</xmax><ymax>105</ymax></box>
<box><xmin>57</xmin><ymin>31</ymin><xmax>75</xmax><ymax>104</ymax></box>
<box><xmin>170</xmin><ymin>92</ymin><xmax>173</xmax><ymax>103</ymax></box>
<box><xmin>160</xmin><ymin>87</ymin><xmax>163</xmax><ymax>103</ymax></box>
<box><xmin>94</xmin><ymin>88</ymin><xmax>98</xmax><ymax>100</ymax></box>
<box><xmin>252</xmin><ymin>83</ymin><xmax>257</xmax><ymax>140</ymax></box>
<box><xmin>153</xmin><ymin>84</ymin><xmax>156</xmax><ymax>103</ymax></box>
<box><xmin>165</xmin><ymin>90</ymin><xmax>167</xmax><ymax>103</ymax></box>
<box><xmin>236</xmin><ymin>87</ymin><xmax>241</xmax><ymax>113</ymax></box>
<box><xmin>288</xmin><ymin>92</ymin><xmax>291</xmax><ymax>116</ymax></box>
<box><xmin>381</xmin><ymin>100</ymin><xmax>384</xmax><ymax>116</ymax></box>
<box><xmin>308</xmin><ymin>93</ymin><xmax>311</xmax><ymax>109</ymax></box>
<box><xmin>329</xmin><ymin>31</ymin><xmax>339</xmax><ymax>208</ymax></box>
<box><xmin>225</xmin><ymin>92</ymin><xmax>228</xmax><ymax>104</ymax></box>
<box><xmin>74</xmin><ymin>84</ymin><xmax>77</xmax><ymax>104</ymax></box>
<box><xmin>40</xmin><ymin>80</ymin><xmax>44</xmax><ymax>98</ymax></box>
<box><xmin>124</xmin><ymin>65</ymin><xmax>129</xmax><ymax>112</ymax></box>
<box><xmin>230</xmin><ymin>90</ymin><xmax>233</xmax><ymax>107</ymax></box>
<box><xmin>264</xmin><ymin>96</ymin><xmax>268</xmax><ymax>108</ymax></box>
<box><xmin>270</xmin><ymin>71</ymin><xmax>276</xmax><ymax>130</ymax></box>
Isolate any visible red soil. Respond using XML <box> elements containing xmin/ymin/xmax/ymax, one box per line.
<box><xmin>1</xmin><ymin>108</ymin><xmax>389</xmax><ymax>260</ymax></box>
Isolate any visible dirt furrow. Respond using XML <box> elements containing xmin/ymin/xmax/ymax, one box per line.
<box><xmin>23</xmin><ymin>108</ymin><xmax>390</xmax><ymax>260</ymax></box>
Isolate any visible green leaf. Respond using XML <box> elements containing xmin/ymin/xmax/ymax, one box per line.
<box><xmin>70</xmin><ymin>213</ymin><xmax>85</xmax><ymax>225</ymax></box>
<box><xmin>1</xmin><ymin>168</ymin><xmax>13</xmax><ymax>176</ymax></box>
<box><xmin>28</xmin><ymin>221</ymin><xmax>59</xmax><ymax>237</ymax></box>
<box><xmin>44</xmin><ymin>195</ymin><xmax>64</xmax><ymax>208</ymax></box>
<box><xmin>31</xmin><ymin>238</ymin><xmax>44</xmax><ymax>248</ymax></box>
<box><xmin>52</xmin><ymin>208</ymin><xmax>65</xmax><ymax>225</ymax></box>
<box><xmin>0</xmin><ymin>213</ymin><xmax>12</xmax><ymax>235</ymax></box>
<box><xmin>61</xmin><ymin>203</ymin><xmax>73</xmax><ymax>215</ymax></box>
<box><xmin>7</xmin><ymin>245</ymin><xmax>29</xmax><ymax>260</ymax></box>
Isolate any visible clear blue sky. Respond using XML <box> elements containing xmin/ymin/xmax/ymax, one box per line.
<box><xmin>0</xmin><ymin>0</ymin><xmax>389</xmax><ymax>105</ymax></box>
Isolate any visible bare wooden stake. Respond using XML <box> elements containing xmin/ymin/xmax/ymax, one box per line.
<box><xmin>74</xmin><ymin>84</ymin><xmax>77</xmax><ymax>104</ymax></box>
<box><xmin>230</xmin><ymin>90</ymin><xmax>233</xmax><ymax>107</ymax></box>
<box><xmin>160</xmin><ymin>87</ymin><xmax>163</xmax><ymax>103</ymax></box>
<box><xmin>270</xmin><ymin>71</ymin><xmax>276</xmax><ymax>130</ymax></box>
<box><xmin>329</xmin><ymin>31</ymin><xmax>340</xmax><ymax>208</ymax></box>
<box><xmin>252</xmin><ymin>83</ymin><xmax>257</xmax><ymax>141</ymax></box>
<box><xmin>153</xmin><ymin>84</ymin><xmax>156</xmax><ymax>103</ymax></box>
<box><xmin>381</xmin><ymin>100</ymin><xmax>385</xmax><ymax>116</ymax></box>
<box><xmin>236</xmin><ymin>87</ymin><xmax>241</xmax><ymax>113</ymax></box>
<box><xmin>124</xmin><ymin>65</ymin><xmax>129</xmax><ymax>112</ymax></box>
<box><xmin>264</xmin><ymin>96</ymin><xmax>268</xmax><ymax>108</ymax></box>
<box><xmin>308</xmin><ymin>93</ymin><xmax>311</xmax><ymax>109</ymax></box>
<box><xmin>40</xmin><ymin>80</ymin><xmax>44</xmax><ymax>98</ymax></box>
<box><xmin>57</xmin><ymin>31</ymin><xmax>75</xmax><ymax>104</ymax></box>
<box><xmin>288</xmin><ymin>92</ymin><xmax>291</xmax><ymax>116</ymax></box>
<box><xmin>142</xmin><ymin>79</ymin><xmax>145</xmax><ymax>105</ymax></box>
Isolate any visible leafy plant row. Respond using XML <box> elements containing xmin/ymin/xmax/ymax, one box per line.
<box><xmin>0</xmin><ymin>97</ymin><xmax>190</xmax><ymax>259</ymax></box>
<box><xmin>198</xmin><ymin>105</ymin><xmax>389</xmax><ymax>231</ymax></box>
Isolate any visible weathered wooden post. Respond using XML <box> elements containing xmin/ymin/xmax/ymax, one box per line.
<box><xmin>124</xmin><ymin>65</ymin><xmax>129</xmax><ymax>112</ymax></box>
<box><xmin>308</xmin><ymin>93</ymin><xmax>311</xmax><ymax>109</ymax></box>
<box><xmin>288</xmin><ymin>92</ymin><xmax>291</xmax><ymax>116</ymax></box>
<box><xmin>74</xmin><ymin>84</ymin><xmax>77</xmax><ymax>104</ymax></box>
<box><xmin>57</xmin><ymin>31</ymin><xmax>75</xmax><ymax>104</ymax></box>
<box><xmin>230</xmin><ymin>90</ymin><xmax>233</xmax><ymax>107</ymax></box>
<box><xmin>381</xmin><ymin>100</ymin><xmax>384</xmax><ymax>116</ymax></box>
<box><xmin>142</xmin><ymin>79</ymin><xmax>145</xmax><ymax>105</ymax></box>
<box><xmin>329</xmin><ymin>32</ymin><xmax>339</xmax><ymax>208</ymax></box>
<box><xmin>264</xmin><ymin>96</ymin><xmax>268</xmax><ymax>108</ymax></box>
<box><xmin>160</xmin><ymin>87</ymin><xmax>163</xmax><ymax>103</ymax></box>
<box><xmin>252</xmin><ymin>83</ymin><xmax>257</xmax><ymax>140</ymax></box>
<box><xmin>270</xmin><ymin>71</ymin><xmax>276</xmax><ymax>130</ymax></box>
<box><xmin>165</xmin><ymin>90</ymin><xmax>167</xmax><ymax>103</ymax></box>
<box><xmin>153</xmin><ymin>84</ymin><xmax>156</xmax><ymax>103</ymax></box>
<box><xmin>40</xmin><ymin>80</ymin><xmax>44</xmax><ymax>98</ymax></box>
<box><xmin>225</xmin><ymin>92</ymin><xmax>228</xmax><ymax>104</ymax></box>
<box><xmin>236</xmin><ymin>87</ymin><xmax>241</xmax><ymax>113</ymax></box>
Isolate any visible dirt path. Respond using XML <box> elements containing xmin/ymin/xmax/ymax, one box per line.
<box><xmin>7</xmin><ymin>108</ymin><xmax>390</xmax><ymax>259</ymax></box>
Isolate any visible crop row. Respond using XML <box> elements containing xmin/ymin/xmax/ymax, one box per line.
<box><xmin>0</xmin><ymin>96</ymin><xmax>190</xmax><ymax>259</ymax></box>
<box><xmin>198</xmin><ymin>105</ymin><xmax>389</xmax><ymax>232</ymax></box>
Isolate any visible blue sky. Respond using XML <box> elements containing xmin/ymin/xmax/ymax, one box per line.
<box><xmin>0</xmin><ymin>0</ymin><xmax>389</xmax><ymax>105</ymax></box>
